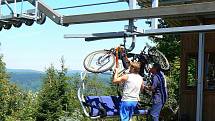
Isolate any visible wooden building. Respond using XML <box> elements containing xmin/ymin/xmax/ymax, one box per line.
<box><xmin>180</xmin><ymin>30</ymin><xmax>215</xmax><ymax>121</ymax></box>
<box><xmin>137</xmin><ymin>0</ymin><xmax>215</xmax><ymax>121</ymax></box>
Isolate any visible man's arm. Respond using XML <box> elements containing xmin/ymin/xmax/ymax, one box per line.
<box><xmin>145</xmin><ymin>76</ymin><xmax>159</xmax><ymax>92</ymax></box>
<box><xmin>112</xmin><ymin>68</ymin><xmax>128</xmax><ymax>84</ymax></box>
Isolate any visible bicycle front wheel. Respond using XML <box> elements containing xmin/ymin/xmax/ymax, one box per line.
<box><xmin>148</xmin><ymin>47</ymin><xmax>170</xmax><ymax>70</ymax></box>
<box><xmin>83</xmin><ymin>50</ymin><xmax>115</xmax><ymax>73</ymax></box>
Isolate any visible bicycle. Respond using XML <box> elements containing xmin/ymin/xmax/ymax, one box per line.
<box><xmin>83</xmin><ymin>43</ymin><xmax>170</xmax><ymax>75</ymax></box>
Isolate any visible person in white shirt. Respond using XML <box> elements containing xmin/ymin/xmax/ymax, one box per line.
<box><xmin>112</xmin><ymin>62</ymin><xmax>144</xmax><ymax>121</ymax></box>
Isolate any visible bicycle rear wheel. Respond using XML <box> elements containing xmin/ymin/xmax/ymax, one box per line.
<box><xmin>83</xmin><ymin>50</ymin><xmax>115</xmax><ymax>73</ymax></box>
<box><xmin>148</xmin><ymin>47</ymin><xmax>170</xmax><ymax>70</ymax></box>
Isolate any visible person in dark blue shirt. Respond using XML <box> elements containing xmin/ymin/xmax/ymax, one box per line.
<box><xmin>145</xmin><ymin>63</ymin><xmax>168</xmax><ymax>121</ymax></box>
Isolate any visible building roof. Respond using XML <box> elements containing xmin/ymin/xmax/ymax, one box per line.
<box><xmin>138</xmin><ymin>0</ymin><xmax>215</xmax><ymax>7</ymax></box>
<box><xmin>137</xmin><ymin>0</ymin><xmax>215</xmax><ymax>26</ymax></box>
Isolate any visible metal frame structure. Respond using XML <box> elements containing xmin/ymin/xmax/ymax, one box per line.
<box><xmin>65</xmin><ymin>24</ymin><xmax>215</xmax><ymax>41</ymax></box>
<box><xmin>196</xmin><ymin>32</ymin><xmax>204</xmax><ymax>121</ymax></box>
<box><xmin>3</xmin><ymin>0</ymin><xmax>215</xmax><ymax>26</ymax></box>
<box><xmin>62</xmin><ymin>2</ymin><xmax>210</xmax><ymax>121</ymax></box>
<box><xmin>61</xmin><ymin>1</ymin><xmax>215</xmax><ymax>25</ymax></box>
<box><xmin>151</xmin><ymin>0</ymin><xmax>158</xmax><ymax>29</ymax></box>
<box><xmin>5</xmin><ymin>0</ymin><xmax>213</xmax><ymax>26</ymax></box>
<box><xmin>1</xmin><ymin>0</ymin><xmax>214</xmax><ymax>120</ymax></box>
<box><xmin>0</xmin><ymin>0</ymin><xmax>47</xmax><ymax>30</ymax></box>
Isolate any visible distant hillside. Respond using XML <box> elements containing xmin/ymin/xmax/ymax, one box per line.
<box><xmin>7</xmin><ymin>69</ymin><xmax>43</xmax><ymax>73</ymax></box>
<box><xmin>7</xmin><ymin>69</ymin><xmax>45</xmax><ymax>92</ymax></box>
<box><xmin>7</xmin><ymin>69</ymin><xmax>112</xmax><ymax>92</ymax></box>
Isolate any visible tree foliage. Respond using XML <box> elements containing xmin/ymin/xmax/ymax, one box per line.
<box><xmin>0</xmin><ymin>55</ymin><xmax>18</xmax><ymax>120</ymax></box>
<box><xmin>0</xmin><ymin>55</ymin><xmax>37</xmax><ymax>121</ymax></box>
<box><xmin>35</xmin><ymin>58</ymin><xmax>72</xmax><ymax>121</ymax></box>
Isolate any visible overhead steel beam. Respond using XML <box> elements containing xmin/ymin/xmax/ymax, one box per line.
<box><xmin>62</xmin><ymin>1</ymin><xmax>215</xmax><ymax>25</ymax></box>
<box><xmin>37</xmin><ymin>0</ymin><xmax>62</xmax><ymax>25</ymax></box>
<box><xmin>64</xmin><ymin>31</ymin><xmax>129</xmax><ymax>41</ymax></box>
<box><xmin>64</xmin><ymin>24</ymin><xmax>215</xmax><ymax>41</ymax></box>
<box><xmin>25</xmin><ymin>0</ymin><xmax>63</xmax><ymax>25</ymax></box>
<box><xmin>141</xmin><ymin>24</ymin><xmax>215</xmax><ymax>35</ymax></box>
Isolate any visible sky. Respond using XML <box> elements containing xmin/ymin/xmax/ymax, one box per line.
<box><xmin>0</xmin><ymin>0</ymin><xmax>153</xmax><ymax>71</ymax></box>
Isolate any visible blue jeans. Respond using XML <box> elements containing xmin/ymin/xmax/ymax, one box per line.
<box><xmin>120</xmin><ymin>101</ymin><xmax>138</xmax><ymax>121</ymax></box>
<box><xmin>150</xmin><ymin>101</ymin><xmax>164</xmax><ymax>121</ymax></box>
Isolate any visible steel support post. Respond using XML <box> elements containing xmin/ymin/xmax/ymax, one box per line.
<box><xmin>128</xmin><ymin>0</ymin><xmax>137</xmax><ymax>32</ymax></box>
<box><xmin>0</xmin><ymin>0</ymin><xmax>2</xmax><ymax>18</ymax></box>
<box><xmin>152</xmin><ymin>0</ymin><xmax>158</xmax><ymax>29</ymax></box>
<box><xmin>14</xmin><ymin>0</ymin><xmax>16</xmax><ymax>15</ymax></box>
<box><xmin>196</xmin><ymin>32</ymin><xmax>205</xmax><ymax>121</ymax></box>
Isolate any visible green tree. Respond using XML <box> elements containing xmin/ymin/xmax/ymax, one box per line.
<box><xmin>0</xmin><ymin>55</ymin><xmax>29</xmax><ymax>121</ymax></box>
<box><xmin>5</xmin><ymin>91</ymin><xmax>37</xmax><ymax>121</ymax></box>
<box><xmin>35</xmin><ymin>58</ymin><xmax>72</xmax><ymax>121</ymax></box>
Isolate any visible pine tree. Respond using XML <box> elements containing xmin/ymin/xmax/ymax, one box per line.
<box><xmin>0</xmin><ymin>55</ymin><xmax>24</xmax><ymax>121</ymax></box>
<box><xmin>35</xmin><ymin>58</ymin><xmax>72</xmax><ymax>121</ymax></box>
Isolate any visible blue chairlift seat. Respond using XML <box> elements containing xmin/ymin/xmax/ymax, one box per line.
<box><xmin>85</xmin><ymin>96</ymin><xmax>148</xmax><ymax>117</ymax></box>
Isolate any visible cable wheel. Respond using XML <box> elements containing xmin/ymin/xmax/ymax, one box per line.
<box><xmin>24</xmin><ymin>20</ymin><xmax>34</xmax><ymax>26</ymax></box>
<box><xmin>36</xmin><ymin>12</ymin><xmax>46</xmax><ymax>25</ymax></box>
<box><xmin>13</xmin><ymin>21</ymin><xmax>22</xmax><ymax>28</ymax></box>
<box><xmin>83</xmin><ymin>50</ymin><xmax>115</xmax><ymax>73</ymax></box>
<box><xmin>3</xmin><ymin>24</ymin><xmax>12</xmax><ymax>30</ymax></box>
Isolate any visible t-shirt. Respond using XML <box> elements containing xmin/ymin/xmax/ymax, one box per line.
<box><xmin>151</xmin><ymin>72</ymin><xmax>168</xmax><ymax>104</ymax></box>
<box><xmin>122</xmin><ymin>73</ymin><xmax>143</xmax><ymax>101</ymax></box>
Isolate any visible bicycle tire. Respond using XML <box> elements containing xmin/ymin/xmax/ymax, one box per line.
<box><xmin>83</xmin><ymin>50</ymin><xmax>115</xmax><ymax>73</ymax></box>
<box><xmin>148</xmin><ymin>47</ymin><xmax>170</xmax><ymax>70</ymax></box>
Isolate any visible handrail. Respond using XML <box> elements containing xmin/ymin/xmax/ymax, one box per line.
<box><xmin>78</xmin><ymin>71</ymin><xmax>102</xmax><ymax>119</ymax></box>
<box><xmin>0</xmin><ymin>0</ymin><xmax>2</xmax><ymax>18</ymax></box>
<box><xmin>4</xmin><ymin>0</ymin><xmax>14</xmax><ymax>14</ymax></box>
<box><xmin>14</xmin><ymin>0</ymin><xmax>16</xmax><ymax>15</ymax></box>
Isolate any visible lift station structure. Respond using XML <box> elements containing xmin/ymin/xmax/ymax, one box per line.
<box><xmin>2</xmin><ymin>0</ymin><xmax>215</xmax><ymax>121</ymax></box>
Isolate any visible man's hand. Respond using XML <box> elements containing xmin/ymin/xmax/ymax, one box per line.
<box><xmin>144</xmin><ymin>85</ymin><xmax>151</xmax><ymax>90</ymax></box>
<box><xmin>112</xmin><ymin>67</ymin><xmax>128</xmax><ymax>84</ymax></box>
<box><xmin>144</xmin><ymin>85</ymin><xmax>154</xmax><ymax>92</ymax></box>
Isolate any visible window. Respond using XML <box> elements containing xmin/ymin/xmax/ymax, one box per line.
<box><xmin>206</xmin><ymin>53</ymin><xmax>215</xmax><ymax>90</ymax></box>
<box><xmin>185</xmin><ymin>53</ymin><xmax>215</xmax><ymax>90</ymax></box>
<box><xmin>186</xmin><ymin>54</ymin><xmax>197</xmax><ymax>88</ymax></box>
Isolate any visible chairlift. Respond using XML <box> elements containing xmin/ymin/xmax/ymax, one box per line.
<box><xmin>77</xmin><ymin>71</ymin><xmax>149</xmax><ymax>119</ymax></box>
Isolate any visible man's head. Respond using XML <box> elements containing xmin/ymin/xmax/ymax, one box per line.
<box><xmin>129</xmin><ymin>62</ymin><xmax>141</xmax><ymax>74</ymax></box>
<box><xmin>150</xmin><ymin>63</ymin><xmax>161</xmax><ymax>74</ymax></box>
